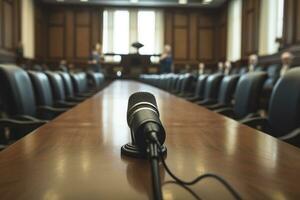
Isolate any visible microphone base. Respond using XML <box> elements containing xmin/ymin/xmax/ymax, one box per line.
<box><xmin>121</xmin><ymin>143</ymin><xmax>167</xmax><ymax>159</ymax></box>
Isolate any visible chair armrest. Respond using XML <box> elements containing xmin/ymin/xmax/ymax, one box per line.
<box><xmin>279</xmin><ymin>128</ymin><xmax>300</xmax><ymax>147</ymax></box>
<box><xmin>55</xmin><ymin>101</ymin><xmax>77</xmax><ymax>108</ymax></box>
<box><xmin>205</xmin><ymin>103</ymin><xmax>227</xmax><ymax>110</ymax></box>
<box><xmin>239</xmin><ymin>117</ymin><xmax>268</xmax><ymax>130</ymax></box>
<box><xmin>197</xmin><ymin>99</ymin><xmax>217</xmax><ymax>106</ymax></box>
<box><xmin>0</xmin><ymin>118</ymin><xmax>47</xmax><ymax>130</ymax></box>
<box><xmin>76</xmin><ymin>92</ymin><xmax>93</xmax><ymax>98</ymax></box>
<box><xmin>67</xmin><ymin>96</ymin><xmax>85</xmax><ymax>102</ymax></box>
<box><xmin>214</xmin><ymin>107</ymin><xmax>235</xmax><ymax>118</ymax></box>
<box><xmin>14</xmin><ymin>115</ymin><xmax>41</xmax><ymax>122</ymax></box>
<box><xmin>38</xmin><ymin>106</ymin><xmax>68</xmax><ymax>115</ymax></box>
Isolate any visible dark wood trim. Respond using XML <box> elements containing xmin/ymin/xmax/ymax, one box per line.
<box><xmin>63</xmin><ymin>10</ymin><xmax>66</xmax><ymax>59</ymax></box>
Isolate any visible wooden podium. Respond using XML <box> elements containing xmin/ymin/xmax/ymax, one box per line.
<box><xmin>104</xmin><ymin>53</ymin><xmax>160</xmax><ymax>78</ymax></box>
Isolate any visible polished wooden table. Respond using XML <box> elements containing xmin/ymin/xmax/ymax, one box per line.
<box><xmin>0</xmin><ymin>80</ymin><xmax>300</xmax><ymax>199</ymax></box>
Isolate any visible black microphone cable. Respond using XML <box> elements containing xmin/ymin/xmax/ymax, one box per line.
<box><xmin>151</xmin><ymin>137</ymin><xmax>242</xmax><ymax>200</ymax></box>
<box><xmin>148</xmin><ymin>140</ymin><xmax>163</xmax><ymax>200</ymax></box>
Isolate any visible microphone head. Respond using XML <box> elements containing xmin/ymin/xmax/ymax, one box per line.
<box><xmin>126</xmin><ymin>92</ymin><xmax>165</xmax><ymax>151</ymax></box>
<box><xmin>127</xmin><ymin>92</ymin><xmax>159</xmax><ymax>126</ymax></box>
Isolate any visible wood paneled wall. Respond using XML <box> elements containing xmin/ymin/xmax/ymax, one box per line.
<box><xmin>35</xmin><ymin>5</ymin><xmax>102</xmax><ymax>66</ymax></box>
<box><xmin>241</xmin><ymin>0</ymin><xmax>260</xmax><ymax>58</ymax></box>
<box><xmin>35</xmin><ymin>5</ymin><xmax>226</xmax><ymax>67</ymax></box>
<box><xmin>282</xmin><ymin>0</ymin><xmax>300</xmax><ymax>48</ymax></box>
<box><xmin>0</xmin><ymin>0</ymin><xmax>21</xmax><ymax>63</ymax></box>
<box><xmin>164</xmin><ymin>7</ymin><xmax>227</xmax><ymax>65</ymax></box>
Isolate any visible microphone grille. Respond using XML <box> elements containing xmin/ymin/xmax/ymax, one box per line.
<box><xmin>128</xmin><ymin>92</ymin><xmax>157</xmax><ymax>111</ymax></box>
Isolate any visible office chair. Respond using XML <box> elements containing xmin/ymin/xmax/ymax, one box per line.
<box><xmin>205</xmin><ymin>74</ymin><xmax>240</xmax><ymax>110</ymax></box>
<box><xmin>239</xmin><ymin>66</ymin><xmax>248</xmax><ymax>75</ymax></box>
<box><xmin>177</xmin><ymin>73</ymin><xmax>196</xmax><ymax>97</ymax></box>
<box><xmin>28</xmin><ymin>71</ymin><xmax>69</xmax><ymax>117</ymax></box>
<box><xmin>230</xmin><ymin>67</ymin><xmax>240</xmax><ymax>75</ymax></box>
<box><xmin>70</xmin><ymin>73</ymin><xmax>94</xmax><ymax>97</ymax></box>
<box><xmin>0</xmin><ymin>65</ymin><xmax>50</xmax><ymax>140</ymax></box>
<box><xmin>172</xmin><ymin>74</ymin><xmax>186</xmax><ymax>94</ymax></box>
<box><xmin>254</xmin><ymin>66</ymin><xmax>265</xmax><ymax>72</ymax></box>
<box><xmin>168</xmin><ymin>74</ymin><xmax>179</xmax><ymax>92</ymax></box>
<box><xmin>241</xmin><ymin>68</ymin><xmax>300</xmax><ymax>147</ymax></box>
<box><xmin>196</xmin><ymin>73</ymin><xmax>224</xmax><ymax>106</ymax></box>
<box><xmin>86</xmin><ymin>71</ymin><xmax>105</xmax><ymax>91</ymax></box>
<box><xmin>58</xmin><ymin>72</ymin><xmax>86</xmax><ymax>102</ymax></box>
<box><xmin>45</xmin><ymin>71</ymin><xmax>78</xmax><ymax>107</ymax></box>
<box><xmin>185</xmin><ymin>74</ymin><xmax>208</xmax><ymax>102</ymax></box>
<box><xmin>215</xmin><ymin>72</ymin><xmax>267</xmax><ymax>120</ymax></box>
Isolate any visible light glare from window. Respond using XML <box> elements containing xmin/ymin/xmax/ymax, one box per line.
<box><xmin>138</xmin><ymin>11</ymin><xmax>155</xmax><ymax>54</ymax></box>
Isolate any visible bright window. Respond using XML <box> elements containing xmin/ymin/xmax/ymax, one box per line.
<box><xmin>227</xmin><ymin>0</ymin><xmax>242</xmax><ymax>61</ymax></box>
<box><xmin>113</xmin><ymin>11</ymin><xmax>129</xmax><ymax>54</ymax></box>
<box><xmin>138</xmin><ymin>11</ymin><xmax>156</xmax><ymax>54</ymax></box>
<box><xmin>276</xmin><ymin>0</ymin><xmax>284</xmax><ymax>39</ymax></box>
<box><xmin>102</xmin><ymin>9</ymin><xmax>164</xmax><ymax>57</ymax></box>
<box><xmin>259</xmin><ymin>0</ymin><xmax>285</xmax><ymax>55</ymax></box>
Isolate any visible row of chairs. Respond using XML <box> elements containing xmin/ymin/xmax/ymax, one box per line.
<box><xmin>140</xmin><ymin>69</ymin><xmax>300</xmax><ymax>148</ymax></box>
<box><xmin>0</xmin><ymin>65</ymin><xmax>106</xmax><ymax>149</ymax></box>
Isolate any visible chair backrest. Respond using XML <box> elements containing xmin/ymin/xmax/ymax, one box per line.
<box><xmin>254</xmin><ymin>66</ymin><xmax>265</xmax><ymax>72</ymax></box>
<box><xmin>194</xmin><ymin>74</ymin><xmax>208</xmax><ymax>98</ymax></box>
<box><xmin>233</xmin><ymin>72</ymin><xmax>267</xmax><ymax>119</ymax></box>
<box><xmin>87</xmin><ymin>72</ymin><xmax>104</xmax><ymax>90</ymax></box>
<box><xmin>71</xmin><ymin>73</ymin><xmax>88</xmax><ymax>94</ymax></box>
<box><xmin>217</xmin><ymin>75</ymin><xmax>240</xmax><ymax>105</ymax></box>
<box><xmin>203</xmin><ymin>73</ymin><xmax>224</xmax><ymax>100</ymax></box>
<box><xmin>180</xmin><ymin>73</ymin><xmax>196</xmax><ymax>94</ymax></box>
<box><xmin>268</xmin><ymin>68</ymin><xmax>300</xmax><ymax>137</ymax></box>
<box><xmin>28</xmin><ymin>71</ymin><xmax>54</xmax><ymax>107</ymax></box>
<box><xmin>169</xmin><ymin>74</ymin><xmax>179</xmax><ymax>92</ymax></box>
<box><xmin>231</xmin><ymin>68</ymin><xmax>240</xmax><ymax>74</ymax></box>
<box><xmin>59</xmin><ymin>72</ymin><xmax>75</xmax><ymax>98</ymax></box>
<box><xmin>174</xmin><ymin>74</ymin><xmax>185</xmax><ymax>93</ymax></box>
<box><xmin>0</xmin><ymin>65</ymin><xmax>36</xmax><ymax>116</ymax></box>
<box><xmin>239</xmin><ymin>66</ymin><xmax>248</xmax><ymax>75</ymax></box>
<box><xmin>165</xmin><ymin>74</ymin><xmax>174</xmax><ymax>91</ymax></box>
<box><xmin>45</xmin><ymin>71</ymin><xmax>66</xmax><ymax>102</ymax></box>
<box><xmin>263</xmin><ymin>64</ymin><xmax>281</xmax><ymax>90</ymax></box>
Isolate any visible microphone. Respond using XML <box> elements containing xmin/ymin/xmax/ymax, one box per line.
<box><xmin>121</xmin><ymin>92</ymin><xmax>167</xmax><ymax>158</ymax></box>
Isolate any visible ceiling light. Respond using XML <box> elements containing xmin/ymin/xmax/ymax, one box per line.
<box><xmin>179</xmin><ymin>0</ymin><xmax>187</xmax><ymax>4</ymax></box>
<box><xmin>130</xmin><ymin>0</ymin><xmax>138</xmax><ymax>3</ymax></box>
<box><xmin>80</xmin><ymin>0</ymin><xmax>88</xmax><ymax>2</ymax></box>
<box><xmin>203</xmin><ymin>0</ymin><xmax>213</xmax><ymax>4</ymax></box>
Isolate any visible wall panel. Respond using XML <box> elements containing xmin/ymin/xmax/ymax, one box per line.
<box><xmin>295</xmin><ymin>1</ymin><xmax>300</xmax><ymax>43</ymax></box>
<box><xmin>164</xmin><ymin>9</ymin><xmax>224</xmax><ymax>65</ymax></box>
<box><xmin>65</xmin><ymin>10</ymin><xmax>74</xmax><ymax>58</ymax></box>
<box><xmin>241</xmin><ymin>0</ymin><xmax>260</xmax><ymax>57</ymax></box>
<box><xmin>3</xmin><ymin>1</ymin><xmax>13</xmax><ymax>49</ymax></box>
<box><xmin>189</xmin><ymin>13</ymin><xmax>197</xmax><ymax>60</ymax></box>
<box><xmin>174</xmin><ymin>28</ymin><xmax>188</xmax><ymax>59</ymax></box>
<box><xmin>75</xmin><ymin>27</ymin><xmax>90</xmax><ymax>58</ymax></box>
<box><xmin>0</xmin><ymin>0</ymin><xmax>21</xmax><ymax>63</ymax></box>
<box><xmin>198</xmin><ymin>29</ymin><xmax>213</xmax><ymax>60</ymax></box>
<box><xmin>35</xmin><ymin>6</ymin><xmax>103</xmax><ymax>65</ymax></box>
<box><xmin>49</xmin><ymin>27</ymin><xmax>64</xmax><ymax>58</ymax></box>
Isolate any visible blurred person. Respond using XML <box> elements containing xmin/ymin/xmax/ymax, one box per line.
<box><xmin>224</xmin><ymin>61</ymin><xmax>232</xmax><ymax>75</ymax></box>
<box><xmin>160</xmin><ymin>45</ymin><xmax>173</xmax><ymax>74</ymax></box>
<box><xmin>217</xmin><ymin>62</ymin><xmax>224</xmax><ymax>74</ymax></box>
<box><xmin>59</xmin><ymin>60</ymin><xmax>68</xmax><ymax>72</ymax></box>
<box><xmin>89</xmin><ymin>43</ymin><xmax>104</xmax><ymax>72</ymax></box>
<box><xmin>16</xmin><ymin>41</ymin><xmax>24</xmax><ymax>65</ymax></box>
<box><xmin>248</xmin><ymin>54</ymin><xmax>258</xmax><ymax>72</ymax></box>
<box><xmin>280</xmin><ymin>51</ymin><xmax>294</xmax><ymax>76</ymax></box>
<box><xmin>68</xmin><ymin>63</ymin><xmax>76</xmax><ymax>73</ymax></box>
<box><xmin>198</xmin><ymin>62</ymin><xmax>205</xmax><ymax>75</ymax></box>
